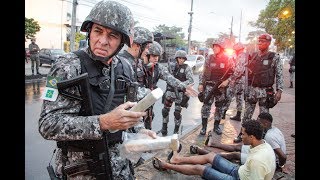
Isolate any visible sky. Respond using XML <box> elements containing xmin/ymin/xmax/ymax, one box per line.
<box><xmin>74</xmin><ymin>0</ymin><xmax>269</xmax><ymax>43</ymax></box>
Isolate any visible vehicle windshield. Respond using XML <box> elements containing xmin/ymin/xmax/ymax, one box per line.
<box><xmin>186</xmin><ymin>55</ymin><xmax>197</xmax><ymax>61</ymax></box>
<box><xmin>51</xmin><ymin>49</ymin><xmax>65</xmax><ymax>55</ymax></box>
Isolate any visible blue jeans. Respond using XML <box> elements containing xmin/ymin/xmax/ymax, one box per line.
<box><xmin>202</xmin><ymin>154</ymin><xmax>240</xmax><ymax>180</ymax></box>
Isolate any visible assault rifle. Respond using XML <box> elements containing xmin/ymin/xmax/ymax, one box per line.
<box><xmin>55</xmin><ymin>73</ymin><xmax>113</xmax><ymax>180</ymax></box>
<box><xmin>203</xmin><ymin>66</ymin><xmax>232</xmax><ymax>104</ymax></box>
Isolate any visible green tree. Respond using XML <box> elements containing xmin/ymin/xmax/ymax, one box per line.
<box><xmin>249</xmin><ymin>0</ymin><xmax>295</xmax><ymax>52</ymax></box>
<box><xmin>153</xmin><ymin>24</ymin><xmax>186</xmax><ymax>47</ymax></box>
<box><xmin>25</xmin><ymin>17</ymin><xmax>41</xmax><ymax>39</ymax></box>
<box><xmin>75</xmin><ymin>32</ymin><xmax>86</xmax><ymax>43</ymax></box>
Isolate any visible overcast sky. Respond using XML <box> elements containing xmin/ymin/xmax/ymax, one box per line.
<box><xmin>75</xmin><ymin>0</ymin><xmax>269</xmax><ymax>43</ymax></box>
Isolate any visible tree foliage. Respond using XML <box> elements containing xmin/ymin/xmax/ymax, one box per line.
<box><xmin>249</xmin><ymin>0</ymin><xmax>295</xmax><ymax>52</ymax></box>
<box><xmin>75</xmin><ymin>32</ymin><xmax>86</xmax><ymax>43</ymax></box>
<box><xmin>25</xmin><ymin>17</ymin><xmax>41</xmax><ymax>39</ymax></box>
<box><xmin>153</xmin><ymin>24</ymin><xmax>186</xmax><ymax>47</ymax></box>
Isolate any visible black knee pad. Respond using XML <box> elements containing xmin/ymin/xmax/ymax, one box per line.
<box><xmin>174</xmin><ymin>110</ymin><xmax>181</xmax><ymax>120</ymax></box>
<box><xmin>162</xmin><ymin>107</ymin><xmax>170</xmax><ymax>118</ymax></box>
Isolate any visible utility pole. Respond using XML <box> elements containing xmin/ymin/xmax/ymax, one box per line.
<box><xmin>239</xmin><ymin>9</ymin><xmax>242</xmax><ymax>42</ymax></box>
<box><xmin>70</xmin><ymin>0</ymin><xmax>78</xmax><ymax>52</ymax></box>
<box><xmin>187</xmin><ymin>0</ymin><xmax>193</xmax><ymax>54</ymax></box>
<box><xmin>61</xmin><ymin>0</ymin><xmax>64</xmax><ymax>49</ymax></box>
<box><xmin>230</xmin><ymin>16</ymin><xmax>233</xmax><ymax>39</ymax></box>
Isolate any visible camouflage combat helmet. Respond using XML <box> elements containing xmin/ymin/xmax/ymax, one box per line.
<box><xmin>147</xmin><ymin>41</ymin><xmax>163</xmax><ymax>56</ymax></box>
<box><xmin>233</xmin><ymin>42</ymin><xmax>245</xmax><ymax>51</ymax></box>
<box><xmin>80</xmin><ymin>0</ymin><xmax>134</xmax><ymax>47</ymax></box>
<box><xmin>174</xmin><ymin>50</ymin><xmax>187</xmax><ymax>60</ymax></box>
<box><xmin>133</xmin><ymin>27</ymin><xmax>154</xmax><ymax>45</ymax></box>
<box><xmin>212</xmin><ymin>38</ymin><xmax>226</xmax><ymax>48</ymax></box>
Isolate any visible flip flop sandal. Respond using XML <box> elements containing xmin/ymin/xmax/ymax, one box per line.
<box><xmin>189</xmin><ymin>145</ymin><xmax>199</xmax><ymax>154</ymax></box>
<box><xmin>204</xmin><ymin>130</ymin><xmax>212</xmax><ymax>146</ymax></box>
<box><xmin>167</xmin><ymin>143</ymin><xmax>182</xmax><ymax>162</ymax></box>
<box><xmin>152</xmin><ymin>157</ymin><xmax>167</xmax><ymax>171</ymax></box>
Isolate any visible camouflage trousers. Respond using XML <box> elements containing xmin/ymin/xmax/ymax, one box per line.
<box><xmin>225</xmin><ymin>82</ymin><xmax>244</xmax><ymax>112</ymax></box>
<box><xmin>242</xmin><ymin>86</ymin><xmax>269</xmax><ymax>122</ymax></box>
<box><xmin>30</xmin><ymin>54</ymin><xmax>40</xmax><ymax>73</ymax></box>
<box><xmin>201</xmin><ymin>85</ymin><xmax>228</xmax><ymax>120</ymax></box>
<box><xmin>289</xmin><ymin>72</ymin><xmax>295</xmax><ymax>82</ymax></box>
<box><xmin>162</xmin><ymin>91</ymin><xmax>184</xmax><ymax>126</ymax></box>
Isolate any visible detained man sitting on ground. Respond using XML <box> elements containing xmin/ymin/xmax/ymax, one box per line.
<box><xmin>191</xmin><ymin>112</ymin><xmax>288</xmax><ymax>173</ymax></box>
<box><xmin>152</xmin><ymin>120</ymin><xmax>276</xmax><ymax>180</ymax></box>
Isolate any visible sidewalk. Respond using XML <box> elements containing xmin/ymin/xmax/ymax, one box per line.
<box><xmin>25</xmin><ymin>61</ymin><xmax>50</xmax><ymax>82</ymax></box>
<box><xmin>134</xmin><ymin>61</ymin><xmax>295</xmax><ymax>180</ymax></box>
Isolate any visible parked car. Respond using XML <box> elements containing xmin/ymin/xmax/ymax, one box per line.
<box><xmin>184</xmin><ymin>54</ymin><xmax>205</xmax><ymax>73</ymax></box>
<box><xmin>25</xmin><ymin>48</ymin><xmax>31</xmax><ymax>58</ymax></box>
<box><xmin>25</xmin><ymin>48</ymin><xmax>30</xmax><ymax>62</ymax></box>
<box><xmin>39</xmin><ymin>48</ymin><xmax>66</xmax><ymax>66</ymax></box>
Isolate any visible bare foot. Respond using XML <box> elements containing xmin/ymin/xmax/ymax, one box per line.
<box><xmin>169</xmin><ymin>151</ymin><xmax>181</xmax><ymax>164</ymax></box>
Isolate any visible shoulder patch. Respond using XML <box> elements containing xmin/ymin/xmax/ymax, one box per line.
<box><xmin>41</xmin><ymin>76</ymin><xmax>61</xmax><ymax>101</ymax></box>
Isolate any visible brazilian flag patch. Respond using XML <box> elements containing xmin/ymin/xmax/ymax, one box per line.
<box><xmin>41</xmin><ymin>76</ymin><xmax>61</xmax><ymax>101</ymax></box>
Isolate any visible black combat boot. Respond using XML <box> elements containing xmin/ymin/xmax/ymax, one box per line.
<box><xmin>173</xmin><ymin>125</ymin><xmax>180</xmax><ymax>134</ymax></box>
<box><xmin>222</xmin><ymin>110</ymin><xmax>227</xmax><ymax>119</ymax></box>
<box><xmin>32</xmin><ymin>70</ymin><xmax>34</xmax><ymax>75</ymax></box>
<box><xmin>233</xmin><ymin>132</ymin><xmax>242</xmax><ymax>143</ymax></box>
<box><xmin>200</xmin><ymin>118</ymin><xmax>208</xmax><ymax>135</ymax></box>
<box><xmin>161</xmin><ymin>123</ymin><xmax>168</xmax><ymax>136</ymax></box>
<box><xmin>230</xmin><ymin>111</ymin><xmax>241</xmax><ymax>121</ymax></box>
<box><xmin>213</xmin><ymin>120</ymin><xmax>222</xmax><ymax>135</ymax></box>
<box><xmin>289</xmin><ymin>82</ymin><xmax>293</xmax><ymax>88</ymax></box>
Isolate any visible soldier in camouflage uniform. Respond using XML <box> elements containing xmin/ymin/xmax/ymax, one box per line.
<box><xmin>137</xmin><ymin>41</ymin><xmax>198</xmax><ymax>130</ymax></box>
<box><xmin>117</xmin><ymin>26</ymin><xmax>154</xmax><ymax>83</ymax></box>
<box><xmin>198</xmin><ymin>38</ymin><xmax>235</xmax><ymax>136</ymax></box>
<box><xmin>28</xmin><ymin>37</ymin><xmax>41</xmax><ymax>75</ymax></box>
<box><xmin>224</xmin><ymin>42</ymin><xmax>246</xmax><ymax>121</ymax></box>
<box><xmin>219</xmin><ymin>34</ymin><xmax>284</xmax><ymax>143</ymax></box>
<box><xmin>38</xmin><ymin>1</ymin><xmax>157</xmax><ymax>179</ymax></box>
<box><xmin>160</xmin><ymin>50</ymin><xmax>194</xmax><ymax>136</ymax></box>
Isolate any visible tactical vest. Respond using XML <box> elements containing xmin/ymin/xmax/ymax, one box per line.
<box><xmin>204</xmin><ymin>53</ymin><xmax>232</xmax><ymax>82</ymax></box>
<box><xmin>136</xmin><ymin>59</ymin><xmax>147</xmax><ymax>87</ymax></box>
<box><xmin>248</xmin><ymin>52</ymin><xmax>276</xmax><ymax>87</ymax></box>
<box><xmin>143</xmin><ymin>63</ymin><xmax>160</xmax><ymax>90</ymax></box>
<box><xmin>167</xmin><ymin>64</ymin><xmax>188</xmax><ymax>92</ymax></box>
<box><xmin>57</xmin><ymin>50</ymin><xmax>134</xmax><ymax>179</ymax></box>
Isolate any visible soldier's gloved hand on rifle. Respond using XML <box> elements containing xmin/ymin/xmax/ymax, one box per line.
<box><xmin>185</xmin><ymin>83</ymin><xmax>199</xmax><ymax>97</ymax></box>
<box><xmin>98</xmin><ymin>101</ymin><xmax>147</xmax><ymax>131</ymax></box>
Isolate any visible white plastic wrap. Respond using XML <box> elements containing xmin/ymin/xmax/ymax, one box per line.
<box><xmin>119</xmin><ymin>132</ymin><xmax>179</xmax><ymax>163</ymax></box>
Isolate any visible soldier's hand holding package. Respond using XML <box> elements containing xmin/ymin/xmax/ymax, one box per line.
<box><xmin>98</xmin><ymin>101</ymin><xmax>147</xmax><ymax>131</ymax></box>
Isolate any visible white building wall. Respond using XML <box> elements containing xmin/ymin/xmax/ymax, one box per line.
<box><xmin>25</xmin><ymin>0</ymin><xmax>69</xmax><ymax>49</ymax></box>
